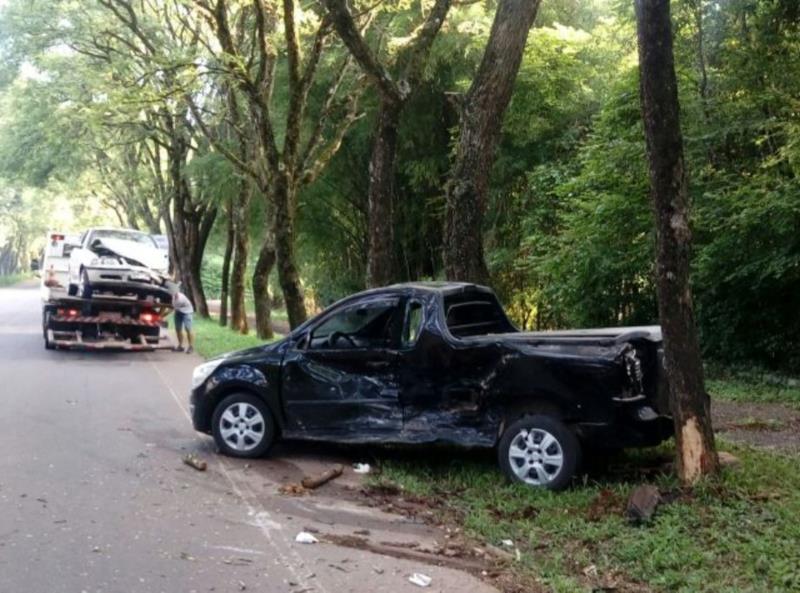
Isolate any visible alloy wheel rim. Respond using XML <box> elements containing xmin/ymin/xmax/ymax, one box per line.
<box><xmin>219</xmin><ymin>402</ymin><xmax>265</xmax><ymax>451</ymax></box>
<box><xmin>508</xmin><ymin>428</ymin><xmax>564</xmax><ymax>486</ymax></box>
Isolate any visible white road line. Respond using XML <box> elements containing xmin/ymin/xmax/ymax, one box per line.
<box><xmin>147</xmin><ymin>356</ymin><xmax>329</xmax><ymax>593</ymax></box>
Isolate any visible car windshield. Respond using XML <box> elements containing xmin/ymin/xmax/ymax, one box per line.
<box><xmin>92</xmin><ymin>230</ymin><xmax>157</xmax><ymax>247</ymax></box>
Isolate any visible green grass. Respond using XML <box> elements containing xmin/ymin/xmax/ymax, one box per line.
<box><xmin>707</xmin><ymin>367</ymin><xmax>800</xmax><ymax>407</ymax></box>
<box><xmin>190</xmin><ymin>315</ymin><xmax>283</xmax><ymax>359</ymax></box>
<box><xmin>0</xmin><ymin>272</ymin><xmax>31</xmax><ymax>287</ymax></box>
<box><xmin>371</xmin><ymin>444</ymin><xmax>800</xmax><ymax>592</ymax></box>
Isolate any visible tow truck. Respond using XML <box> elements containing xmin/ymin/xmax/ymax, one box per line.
<box><xmin>40</xmin><ymin>231</ymin><xmax>173</xmax><ymax>351</ymax></box>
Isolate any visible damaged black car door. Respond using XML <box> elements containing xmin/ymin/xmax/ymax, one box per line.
<box><xmin>280</xmin><ymin>297</ymin><xmax>404</xmax><ymax>437</ymax></box>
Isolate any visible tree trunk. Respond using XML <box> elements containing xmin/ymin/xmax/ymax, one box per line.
<box><xmin>219</xmin><ymin>197</ymin><xmax>235</xmax><ymax>326</ymax></box>
<box><xmin>635</xmin><ymin>0</ymin><xmax>718</xmax><ymax>485</ymax></box>
<box><xmin>230</xmin><ymin>184</ymin><xmax>252</xmax><ymax>334</ymax></box>
<box><xmin>252</xmin><ymin>227</ymin><xmax>276</xmax><ymax>340</ymax></box>
<box><xmin>366</xmin><ymin>98</ymin><xmax>401</xmax><ymax>287</ymax></box>
<box><xmin>443</xmin><ymin>0</ymin><xmax>540</xmax><ymax>283</ymax></box>
<box><xmin>273</xmin><ymin>174</ymin><xmax>307</xmax><ymax>329</ymax></box>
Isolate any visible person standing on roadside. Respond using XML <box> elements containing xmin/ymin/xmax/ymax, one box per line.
<box><xmin>171</xmin><ymin>286</ymin><xmax>195</xmax><ymax>354</ymax></box>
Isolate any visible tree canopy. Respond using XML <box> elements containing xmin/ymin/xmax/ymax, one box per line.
<box><xmin>0</xmin><ymin>0</ymin><xmax>798</xmax><ymax>370</ymax></box>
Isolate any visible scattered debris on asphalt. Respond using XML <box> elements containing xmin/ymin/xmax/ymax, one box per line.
<box><xmin>408</xmin><ymin>573</ymin><xmax>432</xmax><ymax>587</ymax></box>
<box><xmin>222</xmin><ymin>557</ymin><xmax>253</xmax><ymax>566</ymax></box>
<box><xmin>301</xmin><ymin>465</ymin><xmax>343</xmax><ymax>489</ymax></box>
<box><xmin>182</xmin><ymin>454</ymin><xmax>207</xmax><ymax>471</ymax></box>
<box><xmin>279</xmin><ymin>482</ymin><xmax>308</xmax><ymax>496</ymax></box>
<box><xmin>626</xmin><ymin>484</ymin><xmax>661</xmax><ymax>524</ymax></box>
<box><xmin>353</xmin><ymin>463</ymin><xmax>371</xmax><ymax>474</ymax></box>
<box><xmin>295</xmin><ymin>532</ymin><xmax>319</xmax><ymax>544</ymax></box>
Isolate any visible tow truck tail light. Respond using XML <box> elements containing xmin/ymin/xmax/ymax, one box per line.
<box><xmin>140</xmin><ymin>312</ymin><xmax>156</xmax><ymax>323</ymax></box>
<box><xmin>58</xmin><ymin>308</ymin><xmax>79</xmax><ymax>317</ymax></box>
<box><xmin>50</xmin><ymin>233</ymin><xmax>65</xmax><ymax>241</ymax></box>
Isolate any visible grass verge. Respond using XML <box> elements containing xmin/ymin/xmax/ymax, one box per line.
<box><xmin>0</xmin><ymin>273</ymin><xmax>31</xmax><ymax>287</ymax></box>
<box><xmin>190</xmin><ymin>315</ymin><xmax>283</xmax><ymax>359</ymax></box>
<box><xmin>707</xmin><ymin>366</ymin><xmax>800</xmax><ymax>407</ymax></box>
<box><xmin>370</xmin><ymin>443</ymin><xmax>800</xmax><ymax>592</ymax></box>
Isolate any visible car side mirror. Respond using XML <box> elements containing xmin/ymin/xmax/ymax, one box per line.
<box><xmin>293</xmin><ymin>332</ymin><xmax>310</xmax><ymax>350</ymax></box>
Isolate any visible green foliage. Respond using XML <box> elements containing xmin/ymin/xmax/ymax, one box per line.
<box><xmin>1</xmin><ymin>0</ymin><xmax>799</xmax><ymax>371</ymax></box>
<box><xmin>374</xmin><ymin>442</ymin><xmax>800</xmax><ymax>592</ymax></box>
<box><xmin>0</xmin><ymin>272</ymin><xmax>30</xmax><ymax>287</ymax></box>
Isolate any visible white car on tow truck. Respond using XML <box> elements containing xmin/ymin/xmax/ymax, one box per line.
<box><xmin>67</xmin><ymin>227</ymin><xmax>171</xmax><ymax>303</ymax></box>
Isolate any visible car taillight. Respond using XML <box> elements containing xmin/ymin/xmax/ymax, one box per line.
<box><xmin>140</xmin><ymin>312</ymin><xmax>156</xmax><ymax>323</ymax></box>
<box><xmin>59</xmin><ymin>308</ymin><xmax>79</xmax><ymax>317</ymax></box>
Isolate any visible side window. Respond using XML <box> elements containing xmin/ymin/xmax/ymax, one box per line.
<box><xmin>310</xmin><ymin>300</ymin><xmax>400</xmax><ymax>350</ymax></box>
<box><xmin>402</xmin><ymin>301</ymin><xmax>424</xmax><ymax>348</ymax></box>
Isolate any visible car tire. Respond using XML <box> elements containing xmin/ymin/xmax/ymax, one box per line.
<box><xmin>498</xmin><ymin>415</ymin><xmax>580</xmax><ymax>491</ymax></box>
<box><xmin>212</xmin><ymin>393</ymin><xmax>276</xmax><ymax>459</ymax></box>
<box><xmin>43</xmin><ymin>308</ymin><xmax>54</xmax><ymax>350</ymax></box>
<box><xmin>79</xmin><ymin>268</ymin><xmax>93</xmax><ymax>299</ymax></box>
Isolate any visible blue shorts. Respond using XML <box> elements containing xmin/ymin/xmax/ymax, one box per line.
<box><xmin>175</xmin><ymin>311</ymin><xmax>193</xmax><ymax>332</ymax></box>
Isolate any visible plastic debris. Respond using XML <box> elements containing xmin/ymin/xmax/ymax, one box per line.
<box><xmin>500</xmin><ymin>539</ymin><xmax>514</xmax><ymax>547</ymax></box>
<box><xmin>408</xmin><ymin>573</ymin><xmax>432</xmax><ymax>588</ymax></box>
<box><xmin>295</xmin><ymin>532</ymin><xmax>319</xmax><ymax>544</ymax></box>
<box><xmin>353</xmin><ymin>463</ymin><xmax>371</xmax><ymax>474</ymax></box>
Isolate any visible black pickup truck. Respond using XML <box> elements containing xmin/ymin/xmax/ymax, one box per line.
<box><xmin>190</xmin><ymin>282</ymin><xmax>673</xmax><ymax>489</ymax></box>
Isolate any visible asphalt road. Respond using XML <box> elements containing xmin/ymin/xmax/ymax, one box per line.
<box><xmin>0</xmin><ymin>282</ymin><xmax>496</xmax><ymax>593</ymax></box>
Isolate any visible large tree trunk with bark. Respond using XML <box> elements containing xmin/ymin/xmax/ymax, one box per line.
<box><xmin>230</xmin><ymin>184</ymin><xmax>252</xmax><ymax>334</ymax></box>
<box><xmin>323</xmin><ymin>0</ymin><xmax>452</xmax><ymax>288</ymax></box>
<box><xmin>252</xmin><ymin>226</ymin><xmax>276</xmax><ymax>340</ymax></box>
<box><xmin>167</xmin><ymin>131</ymin><xmax>213</xmax><ymax>318</ymax></box>
<box><xmin>219</xmin><ymin>197</ymin><xmax>235</xmax><ymax>326</ymax></box>
<box><xmin>635</xmin><ymin>0</ymin><xmax>719</xmax><ymax>484</ymax></box>
<box><xmin>272</xmin><ymin>175</ymin><xmax>307</xmax><ymax>329</ymax></box>
<box><xmin>366</xmin><ymin>98</ymin><xmax>401</xmax><ymax>287</ymax></box>
<box><xmin>443</xmin><ymin>0</ymin><xmax>540</xmax><ymax>283</ymax></box>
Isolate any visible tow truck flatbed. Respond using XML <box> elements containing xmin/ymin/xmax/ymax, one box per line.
<box><xmin>40</xmin><ymin>232</ymin><xmax>173</xmax><ymax>352</ymax></box>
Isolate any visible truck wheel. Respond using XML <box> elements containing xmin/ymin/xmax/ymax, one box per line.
<box><xmin>43</xmin><ymin>309</ymin><xmax>54</xmax><ymax>350</ymax></box>
<box><xmin>498</xmin><ymin>415</ymin><xmax>580</xmax><ymax>491</ymax></box>
<box><xmin>212</xmin><ymin>393</ymin><xmax>275</xmax><ymax>459</ymax></box>
<box><xmin>78</xmin><ymin>268</ymin><xmax>93</xmax><ymax>299</ymax></box>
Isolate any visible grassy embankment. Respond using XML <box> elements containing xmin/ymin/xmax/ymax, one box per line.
<box><xmin>190</xmin><ymin>314</ymin><xmax>283</xmax><ymax>359</ymax></box>
<box><xmin>0</xmin><ymin>273</ymin><xmax>31</xmax><ymax>287</ymax></box>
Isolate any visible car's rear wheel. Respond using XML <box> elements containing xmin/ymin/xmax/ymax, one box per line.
<box><xmin>498</xmin><ymin>415</ymin><xmax>580</xmax><ymax>491</ymax></box>
<box><xmin>212</xmin><ymin>393</ymin><xmax>275</xmax><ymax>458</ymax></box>
<box><xmin>43</xmin><ymin>308</ymin><xmax>54</xmax><ymax>350</ymax></box>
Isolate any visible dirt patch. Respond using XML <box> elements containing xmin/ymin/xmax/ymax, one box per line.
<box><xmin>712</xmin><ymin>400</ymin><xmax>800</xmax><ymax>453</ymax></box>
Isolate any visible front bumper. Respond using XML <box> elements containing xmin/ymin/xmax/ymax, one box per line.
<box><xmin>84</xmin><ymin>266</ymin><xmax>170</xmax><ymax>300</ymax></box>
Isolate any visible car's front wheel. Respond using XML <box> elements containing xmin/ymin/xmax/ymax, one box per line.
<box><xmin>498</xmin><ymin>415</ymin><xmax>580</xmax><ymax>491</ymax></box>
<box><xmin>211</xmin><ymin>393</ymin><xmax>275</xmax><ymax>458</ymax></box>
<box><xmin>78</xmin><ymin>268</ymin><xmax>93</xmax><ymax>299</ymax></box>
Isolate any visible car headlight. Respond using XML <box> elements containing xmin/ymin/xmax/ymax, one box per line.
<box><xmin>192</xmin><ymin>359</ymin><xmax>223</xmax><ymax>389</ymax></box>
